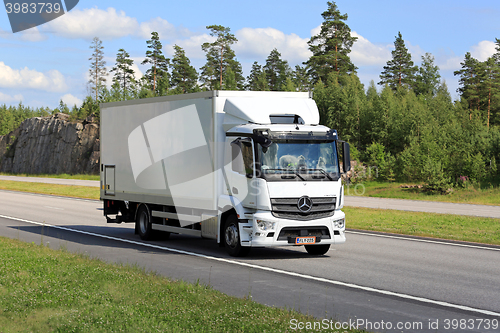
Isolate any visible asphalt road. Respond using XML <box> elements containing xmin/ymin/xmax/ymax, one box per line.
<box><xmin>0</xmin><ymin>190</ymin><xmax>499</xmax><ymax>333</ymax></box>
<box><xmin>1</xmin><ymin>175</ymin><xmax>499</xmax><ymax>218</ymax></box>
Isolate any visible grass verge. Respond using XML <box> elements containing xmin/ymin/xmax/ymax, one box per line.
<box><xmin>0</xmin><ymin>237</ymin><xmax>363</xmax><ymax>333</ymax></box>
<box><xmin>345</xmin><ymin>207</ymin><xmax>500</xmax><ymax>245</ymax></box>
<box><xmin>346</xmin><ymin>181</ymin><xmax>500</xmax><ymax>206</ymax></box>
<box><xmin>0</xmin><ymin>180</ymin><xmax>99</xmax><ymax>200</ymax></box>
<box><xmin>0</xmin><ymin>172</ymin><xmax>99</xmax><ymax>181</ymax></box>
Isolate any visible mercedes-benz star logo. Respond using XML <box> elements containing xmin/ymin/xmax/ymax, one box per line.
<box><xmin>297</xmin><ymin>196</ymin><xmax>313</xmax><ymax>213</ymax></box>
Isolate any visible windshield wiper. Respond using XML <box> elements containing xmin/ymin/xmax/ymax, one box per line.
<box><xmin>303</xmin><ymin>168</ymin><xmax>334</xmax><ymax>181</ymax></box>
<box><xmin>263</xmin><ymin>168</ymin><xmax>305</xmax><ymax>181</ymax></box>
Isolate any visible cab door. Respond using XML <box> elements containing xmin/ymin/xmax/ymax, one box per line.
<box><xmin>223</xmin><ymin>137</ymin><xmax>256</xmax><ymax>209</ymax></box>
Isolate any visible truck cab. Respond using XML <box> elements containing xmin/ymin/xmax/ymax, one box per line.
<box><xmin>220</xmin><ymin>116</ymin><xmax>350</xmax><ymax>256</ymax></box>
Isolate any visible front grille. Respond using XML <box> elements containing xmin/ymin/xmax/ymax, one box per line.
<box><xmin>271</xmin><ymin>197</ymin><xmax>336</xmax><ymax>220</ymax></box>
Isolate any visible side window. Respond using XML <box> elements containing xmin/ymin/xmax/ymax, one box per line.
<box><xmin>241</xmin><ymin>142</ymin><xmax>254</xmax><ymax>176</ymax></box>
<box><xmin>231</xmin><ymin>140</ymin><xmax>244</xmax><ymax>173</ymax></box>
<box><xmin>231</xmin><ymin>138</ymin><xmax>254</xmax><ymax>177</ymax></box>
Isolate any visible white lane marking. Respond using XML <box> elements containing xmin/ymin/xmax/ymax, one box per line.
<box><xmin>44</xmin><ymin>206</ymin><xmax>64</xmax><ymax>210</ymax></box>
<box><xmin>1</xmin><ymin>214</ymin><xmax>499</xmax><ymax>318</ymax></box>
<box><xmin>347</xmin><ymin>230</ymin><xmax>500</xmax><ymax>252</ymax></box>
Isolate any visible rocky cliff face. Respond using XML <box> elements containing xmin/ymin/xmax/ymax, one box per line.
<box><xmin>0</xmin><ymin>113</ymin><xmax>100</xmax><ymax>174</ymax></box>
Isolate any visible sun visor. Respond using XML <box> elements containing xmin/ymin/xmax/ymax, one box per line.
<box><xmin>223</xmin><ymin>97</ymin><xmax>319</xmax><ymax>125</ymax></box>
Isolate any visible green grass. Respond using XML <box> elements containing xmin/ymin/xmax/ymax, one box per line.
<box><xmin>346</xmin><ymin>181</ymin><xmax>500</xmax><ymax>206</ymax></box>
<box><xmin>0</xmin><ymin>172</ymin><xmax>99</xmax><ymax>181</ymax></box>
<box><xmin>0</xmin><ymin>237</ymin><xmax>364</xmax><ymax>333</ymax></box>
<box><xmin>346</xmin><ymin>206</ymin><xmax>500</xmax><ymax>245</ymax></box>
<box><xmin>0</xmin><ymin>180</ymin><xmax>99</xmax><ymax>200</ymax></box>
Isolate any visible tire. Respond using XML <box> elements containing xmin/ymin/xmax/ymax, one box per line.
<box><xmin>305</xmin><ymin>244</ymin><xmax>330</xmax><ymax>255</ymax></box>
<box><xmin>223</xmin><ymin>215</ymin><xmax>250</xmax><ymax>257</ymax></box>
<box><xmin>136</xmin><ymin>205</ymin><xmax>153</xmax><ymax>240</ymax></box>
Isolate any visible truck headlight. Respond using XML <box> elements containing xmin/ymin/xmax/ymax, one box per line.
<box><xmin>334</xmin><ymin>218</ymin><xmax>345</xmax><ymax>229</ymax></box>
<box><xmin>256</xmin><ymin>220</ymin><xmax>276</xmax><ymax>231</ymax></box>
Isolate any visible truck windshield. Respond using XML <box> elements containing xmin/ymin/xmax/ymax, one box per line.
<box><xmin>257</xmin><ymin>140</ymin><xmax>340</xmax><ymax>181</ymax></box>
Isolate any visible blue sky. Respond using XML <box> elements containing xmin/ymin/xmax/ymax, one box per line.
<box><xmin>1</xmin><ymin>0</ymin><xmax>499</xmax><ymax>109</ymax></box>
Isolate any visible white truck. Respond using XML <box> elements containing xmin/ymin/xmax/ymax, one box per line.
<box><xmin>100</xmin><ymin>91</ymin><xmax>350</xmax><ymax>256</ymax></box>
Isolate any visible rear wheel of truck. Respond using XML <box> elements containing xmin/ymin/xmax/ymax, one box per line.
<box><xmin>223</xmin><ymin>215</ymin><xmax>250</xmax><ymax>257</ymax></box>
<box><xmin>137</xmin><ymin>205</ymin><xmax>153</xmax><ymax>240</ymax></box>
<box><xmin>304</xmin><ymin>244</ymin><xmax>330</xmax><ymax>255</ymax></box>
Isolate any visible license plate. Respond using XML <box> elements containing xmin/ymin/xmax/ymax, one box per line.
<box><xmin>295</xmin><ymin>237</ymin><xmax>316</xmax><ymax>245</ymax></box>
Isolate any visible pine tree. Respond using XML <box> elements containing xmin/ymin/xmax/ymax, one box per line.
<box><xmin>479</xmin><ymin>57</ymin><xmax>500</xmax><ymax>129</ymax></box>
<box><xmin>454</xmin><ymin>52</ymin><xmax>481</xmax><ymax>119</ymax></box>
<box><xmin>223</xmin><ymin>67</ymin><xmax>237</xmax><ymax>90</ymax></box>
<box><xmin>110</xmin><ymin>48</ymin><xmax>135</xmax><ymax>100</ymax></box>
<box><xmin>264</xmin><ymin>48</ymin><xmax>291</xmax><ymax>91</ymax></box>
<box><xmin>170</xmin><ymin>45</ymin><xmax>198</xmax><ymax>94</ymax></box>
<box><xmin>57</xmin><ymin>99</ymin><xmax>69</xmax><ymax>114</ymax></box>
<box><xmin>227</xmin><ymin>55</ymin><xmax>245</xmax><ymax>90</ymax></box>
<box><xmin>490</xmin><ymin>38</ymin><xmax>500</xmax><ymax>126</ymax></box>
<box><xmin>283</xmin><ymin>77</ymin><xmax>296</xmax><ymax>92</ymax></box>
<box><xmin>493</xmin><ymin>38</ymin><xmax>500</xmax><ymax>64</ymax></box>
<box><xmin>305</xmin><ymin>1</ymin><xmax>357</xmax><ymax>84</ymax></box>
<box><xmin>379</xmin><ymin>32</ymin><xmax>417</xmax><ymax>90</ymax></box>
<box><xmin>415</xmin><ymin>53</ymin><xmax>441</xmax><ymax>96</ymax></box>
<box><xmin>0</xmin><ymin>106</ymin><xmax>14</xmax><ymax>136</ymax></box>
<box><xmin>292</xmin><ymin>65</ymin><xmax>311</xmax><ymax>92</ymax></box>
<box><xmin>246</xmin><ymin>62</ymin><xmax>269</xmax><ymax>91</ymax></box>
<box><xmin>88</xmin><ymin>37</ymin><xmax>107</xmax><ymax>101</ymax></box>
<box><xmin>200</xmin><ymin>25</ymin><xmax>241</xmax><ymax>90</ymax></box>
<box><xmin>142</xmin><ymin>31</ymin><xmax>170</xmax><ymax>96</ymax></box>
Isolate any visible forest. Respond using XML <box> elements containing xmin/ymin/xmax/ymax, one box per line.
<box><xmin>0</xmin><ymin>1</ymin><xmax>499</xmax><ymax>191</ymax></box>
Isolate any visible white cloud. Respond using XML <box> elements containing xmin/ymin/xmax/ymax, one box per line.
<box><xmin>310</xmin><ymin>25</ymin><xmax>321</xmax><ymax>38</ymax></box>
<box><xmin>0</xmin><ymin>27</ymin><xmax>47</xmax><ymax>42</ymax></box>
<box><xmin>43</xmin><ymin>7</ymin><xmax>139</xmax><ymax>39</ymax></box>
<box><xmin>19</xmin><ymin>27</ymin><xmax>48</xmax><ymax>42</ymax></box>
<box><xmin>60</xmin><ymin>93</ymin><xmax>82</xmax><ymax>107</ymax></box>
<box><xmin>129</xmin><ymin>60</ymin><xmax>144</xmax><ymax>80</ymax></box>
<box><xmin>137</xmin><ymin>18</ymin><xmax>174</xmax><ymax>40</ymax></box>
<box><xmin>350</xmin><ymin>31</ymin><xmax>392</xmax><ymax>66</ymax></box>
<box><xmin>43</xmin><ymin>7</ymin><xmax>196</xmax><ymax>41</ymax></box>
<box><xmin>437</xmin><ymin>55</ymin><xmax>463</xmax><ymax>71</ymax></box>
<box><xmin>405</xmin><ymin>40</ymin><xmax>425</xmax><ymax>63</ymax></box>
<box><xmin>0</xmin><ymin>92</ymin><xmax>23</xmax><ymax>103</ymax></box>
<box><xmin>137</xmin><ymin>17</ymin><xmax>193</xmax><ymax>40</ymax></box>
<box><xmin>470</xmin><ymin>40</ymin><xmax>496</xmax><ymax>61</ymax></box>
<box><xmin>234</xmin><ymin>27</ymin><xmax>311</xmax><ymax>64</ymax></box>
<box><xmin>169</xmin><ymin>34</ymin><xmax>215</xmax><ymax>60</ymax></box>
<box><xmin>0</xmin><ymin>62</ymin><xmax>67</xmax><ymax>92</ymax></box>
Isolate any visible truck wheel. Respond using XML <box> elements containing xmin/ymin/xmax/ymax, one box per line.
<box><xmin>223</xmin><ymin>215</ymin><xmax>250</xmax><ymax>257</ymax></box>
<box><xmin>305</xmin><ymin>244</ymin><xmax>330</xmax><ymax>255</ymax></box>
<box><xmin>137</xmin><ymin>205</ymin><xmax>153</xmax><ymax>240</ymax></box>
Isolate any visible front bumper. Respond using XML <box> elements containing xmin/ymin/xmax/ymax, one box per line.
<box><xmin>238</xmin><ymin>210</ymin><xmax>346</xmax><ymax>247</ymax></box>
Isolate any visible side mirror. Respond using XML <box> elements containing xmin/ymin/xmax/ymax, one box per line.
<box><xmin>342</xmin><ymin>142</ymin><xmax>351</xmax><ymax>173</ymax></box>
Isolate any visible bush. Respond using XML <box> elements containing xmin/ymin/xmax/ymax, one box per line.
<box><xmin>422</xmin><ymin>157</ymin><xmax>452</xmax><ymax>194</ymax></box>
<box><xmin>365</xmin><ymin>142</ymin><xmax>395</xmax><ymax>181</ymax></box>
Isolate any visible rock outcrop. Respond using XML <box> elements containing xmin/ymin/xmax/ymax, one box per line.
<box><xmin>0</xmin><ymin>113</ymin><xmax>100</xmax><ymax>174</ymax></box>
